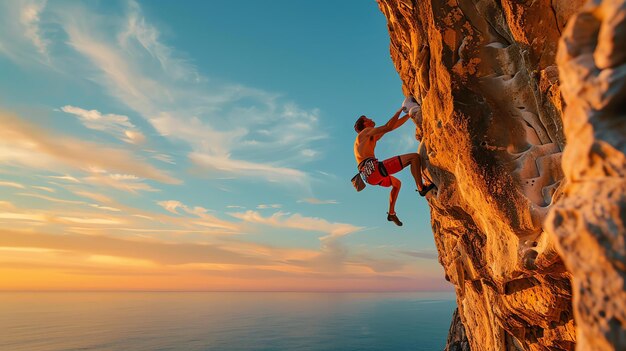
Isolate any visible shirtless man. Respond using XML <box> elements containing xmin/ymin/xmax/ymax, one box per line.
<box><xmin>353</xmin><ymin>107</ymin><xmax>434</xmax><ymax>226</ymax></box>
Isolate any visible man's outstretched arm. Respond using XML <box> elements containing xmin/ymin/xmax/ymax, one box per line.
<box><xmin>391</xmin><ymin>114</ymin><xmax>410</xmax><ymax>130</ymax></box>
<box><xmin>366</xmin><ymin>107</ymin><xmax>405</xmax><ymax>137</ymax></box>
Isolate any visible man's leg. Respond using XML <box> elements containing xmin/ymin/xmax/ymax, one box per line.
<box><xmin>417</xmin><ymin>142</ymin><xmax>434</xmax><ymax>185</ymax></box>
<box><xmin>398</xmin><ymin>153</ymin><xmax>426</xmax><ymax>191</ymax></box>
<box><xmin>387</xmin><ymin>176</ymin><xmax>403</xmax><ymax>226</ymax></box>
<box><xmin>389</xmin><ymin>176</ymin><xmax>401</xmax><ymax>214</ymax></box>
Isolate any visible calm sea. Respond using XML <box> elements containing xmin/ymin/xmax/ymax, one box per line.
<box><xmin>0</xmin><ymin>292</ymin><xmax>456</xmax><ymax>351</ymax></box>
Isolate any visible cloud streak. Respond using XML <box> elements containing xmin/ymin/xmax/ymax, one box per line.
<box><xmin>157</xmin><ymin>200</ymin><xmax>238</xmax><ymax>232</ymax></box>
<box><xmin>0</xmin><ymin>111</ymin><xmax>179</xmax><ymax>185</ymax></box>
<box><xmin>20</xmin><ymin>0</ymin><xmax>48</xmax><ymax>58</ymax></box>
<box><xmin>0</xmin><ymin>0</ymin><xmax>50</xmax><ymax>64</ymax></box>
<box><xmin>299</xmin><ymin>198</ymin><xmax>338</xmax><ymax>205</ymax></box>
<box><xmin>190</xmin><ymin>153</ymin><xmax>309</xmax><ymax>187</ymax></box>
<box><xmin>0</xmin><ymin>181</ymin><xmax>25</xmax><ymax>189</ymax></box>
<box><xmin>230</xmin><ymin>210</ymin><xmax>363</xmax><ymax>238</ymax></box>
<box><xmin>398</xmin><ymin>249</ymin><xmax>439</xmax><ymax>260</ymax></box>
<box><xmin>0</xmin><ymin>229</ymin><xmax>269</xmax><ymax>266</ymax></box>
<box><xmin>61</xmin><ymin>105</ymin><xmax>146</xmax><ymax>144</ymax></box>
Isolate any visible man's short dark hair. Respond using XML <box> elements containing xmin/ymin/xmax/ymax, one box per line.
<box><xmin>354</xmin><ymin>115</ymin><xmax>367</xmax><ymax>133</ymax></box>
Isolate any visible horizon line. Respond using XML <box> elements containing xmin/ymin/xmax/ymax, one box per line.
<box><xmin>0</xmin><ymin>289</ymin><xmax>456</xmax><ymax>293</ymax></box>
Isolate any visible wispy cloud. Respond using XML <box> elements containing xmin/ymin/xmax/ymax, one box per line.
<box><xmin>158</xmin><ymin>200</ymin><xmax>184</xmax><ymax>214</ymax></box>
<box><xmin>0</xmin><ymin>181</ymin><xmax>25</xmax><ymax>189</ymax></box>
<box><xmin>0</xmin><ymin>229</ymin><xmax>269</xmax><ymax>266</ymax></box>
<box><xmin>32</xmin><ymin>185</ymin><xmax>55</xmax><ymax>193</ymax></box>
<box><xmin>58</xmin><ymin>216</ymin><xmax>122</xmax><ymax>225</ymax></box>
<box><xmin>298</xmin><ymin>198</ymin><xmax>338</xmax><ymax>205</ymax></box>
<box><xmin>189</xmin><ymin>153</ymin><xmax>309</xmax><ymax>187</ymax></box>
<box><xmin>301</xmin><ymin>149</ymin><xmax>317</xmax><ymax>157</ymax></box>
<box><xmin>230</xmin><ymin>211</ymin><xmax>363</xmax><ymax>239</ymax></box>
<box><xmin>0</xmin><ymin>0</ymin><xmax>50</xmax><ymax>63</ymax></box>
<box><xmin>0</xmin><ymin>195</ymin><xmax>240</xmax><ymax>237</ymax></box>
<box><xmin>229</xmin><ymin>211</ymin><xmax>372</xmax><ymax>273</ymax></box>
<box><xmin>89</xmin><ymin>204</ymin><xmax>121</xmax><ymax>212</ymax></box>
<box><xmin>18</xmin><ymin>192</ymin><xmax>85</xmax><ymax>205</ymax></box>
<box><xmin>61</xmin><ymin>105</ymin><xmax>146</xmax><ymax>144</ymax></box>
<box><xmin>157</xmin><ymin>200</ymin><xmax>238</xmax><ymax>232</ymax></box>
<box><xmin>19</xmin><ymin>0</ymin><xmax>48</xmax><ymax>58</ymax></box>
<box><xmin>398</xmin><ymin>249</ymin><xmax>439</xmax><ymax>260</ymax></box>
<box><xmin>316</xmin><ymin>171</ymin><xmax>334</xmax><ymax>177</ymax></box>
<box><xmin>72</xmin><ymin>190</ymin><xmax>112</xmax><ymax>203</ymax></box>
<box><xmin>256</xmin><ymin>204</ymin><xmax>282</xmax><ymax>209</ymax></box>
<box><xmin>84</xmin><ymin>173</ymin><xmax>160</xmax><ymax>194</ymax></box>
<box><xmin>150</xmin><ymin>153</ymin><xmax>176</xmax><ymax>165</ymax></box>
<box><xmin>0</xmin><ymin>212</ymin><xmax>47</xmax><ymax>222</ymax></box>
<box><xmin>118</xmin><ymin>1</ymin><xmax>201</xmax><ymax>83</ymax></box>
<box><xmin>46</xmin><ymin>175</ymin><xmax>81</xmax><ymax>183</ymax></box>
<box><xmin>157</xmin><ymin>200</ymin><xmax>212</xmax><ymax>217</ymax></box>
<box><xmin>0</xmin><ymin>111</ymin><xmax>179</xmax><ymax>186</ymax></box>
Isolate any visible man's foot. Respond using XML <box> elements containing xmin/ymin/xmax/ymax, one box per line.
<box><xmin>417</xmin><ymin>183</ymin><xmax>436</xmax><ymax>197</ymax></box>
<box><xmin>387</xmin><ymin>212</ymin><xmax>403</xmax><ymax>226</ymax></box>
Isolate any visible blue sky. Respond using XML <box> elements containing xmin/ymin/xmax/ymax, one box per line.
<box><xmin>0</xmin><ymin>0</ymin><xmax>447</xmax><ymax>291</ymax></box>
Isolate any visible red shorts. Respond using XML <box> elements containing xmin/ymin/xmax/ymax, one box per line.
<box><xmin>362</xmin><ymin>156</ymin><xmax>404</xmax><ymax>187</ymax></box>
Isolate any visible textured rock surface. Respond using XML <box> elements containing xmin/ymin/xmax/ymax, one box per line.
<box><xmin>376</xmin><ymin>0</ymin><xmax>585</xmax><ymax>350</ymax></box>
<box><xmin>445</xmin><ymin>308</ymin><xmax>471</xmax><ymax>351</ymax></box>
<box><xmin>546</xmin><ymin>0</ymin><xmax>626</xmax><ymax>350</ymax></box>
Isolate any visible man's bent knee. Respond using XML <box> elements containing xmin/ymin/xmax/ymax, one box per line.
<box><xmin>400</xmin><ymin>153</ymin><xmax>419</xmax><ymax>167</ymax></box>
<box><xmin>391</xmin><ymin>178</ymin><xmax>401</xmax><ymax>188</ymax></box>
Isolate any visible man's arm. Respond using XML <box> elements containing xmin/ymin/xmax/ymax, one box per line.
<box><xmin>365</xmin><ymin>107</ymin><xmax>406</xmax><ymax>138</ymax></box>
<box><xmin>392</xmin><ymin>114</ymin><xmax>410</xmax><ymax>130</ymax></box>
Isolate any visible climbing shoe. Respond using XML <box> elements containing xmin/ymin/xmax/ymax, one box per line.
<box><xmin>417</xmin><ymin>183</ymin><xmax>436</xmax><ymax>197</ymax></box>
<box><xmin>387</xmin><ymin>212</ymin><xmax>403</xmax><ymax>226</ymax></box>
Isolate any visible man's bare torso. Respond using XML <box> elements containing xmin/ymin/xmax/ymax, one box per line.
<box><xmin>354</xmin><ymin>128</ymin><xmax>381</xmax><ymax>165</ymax></box>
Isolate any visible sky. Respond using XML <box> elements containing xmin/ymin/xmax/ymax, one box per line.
<box><xmin>0</xmin><ymin>0</ymin><xmax>449</xmax><ymax>292</ymax></box>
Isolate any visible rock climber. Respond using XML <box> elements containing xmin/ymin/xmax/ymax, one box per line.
<box><xmin>353</xmin><ymin>105</ymin><xmax>435</xmax><ymax>226</ymax></box>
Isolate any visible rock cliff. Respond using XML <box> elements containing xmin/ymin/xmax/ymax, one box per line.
<box><xmin>377</xmin><ymin>0</ymin><xmax>625</xmax><ymax>350</ymax></box>
<box><xmin>546</xmin><ymin>0</ymin><xmax>626</xmax><ymax>350</ymax></box>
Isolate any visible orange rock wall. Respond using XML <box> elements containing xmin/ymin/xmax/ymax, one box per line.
<box><xmin>546</xmin><ymin>0</ymin><xmax>626</xmax><ymax>350</ymax></box>
<box><xmin>377</xmin><ymin>0</ymin><xmax>585</xmax><ymax>350</ymax></box>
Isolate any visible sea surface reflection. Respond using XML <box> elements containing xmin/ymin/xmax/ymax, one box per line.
<box><xmin>1</xmin><ymin>292</ymin><xmax>456</xmax><ymax>351</ymax></box>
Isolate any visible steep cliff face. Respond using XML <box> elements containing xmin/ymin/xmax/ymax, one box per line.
<box><xmin>377</xmin><ymin>0</ymin><xmax>584</xmax><ymax>350</ymax></box>
<box><xmin>546</xmin><ymin>0</ymin><xmax>626</xmax><ymax>350</ymax></box>
<box><xmin>378</xmin><ymin>0</ymin><xmax>626</xmax><ymax>350</ymax></box>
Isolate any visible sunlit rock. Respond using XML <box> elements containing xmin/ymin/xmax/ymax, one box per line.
<box><xmin>377</xmin><ymin>0</ymin><xmax>590</xmax><ymax>349</ymax></box>
<box><xmin>545</xmin><ymin>0</ymin><xmax>626</xmax><ymax>350</ymax></box>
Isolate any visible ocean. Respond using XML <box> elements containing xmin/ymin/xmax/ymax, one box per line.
<box><xmin>0</xmin><ymin>292</ymin><xmax>456</xmax><ymax>351</ymax></box>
